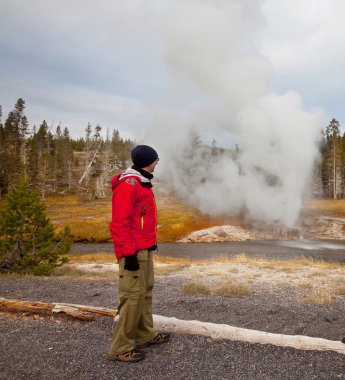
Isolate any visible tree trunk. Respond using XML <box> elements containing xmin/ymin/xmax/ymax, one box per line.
<box><xmin>333</xmin><ymin>143</ymin><xmax>337</xmax><ymax>199</ymax></box>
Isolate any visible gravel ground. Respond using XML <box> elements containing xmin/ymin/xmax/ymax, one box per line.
<box><xmin>1</xmin><ymin>273</ymin><xmax>345</xmax><ymax>379</ymax></box>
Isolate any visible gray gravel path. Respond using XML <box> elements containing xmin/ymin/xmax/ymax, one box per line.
<box><xmin>1</xmin><ymin>314</ymin><xmax>345</xmax><ymax>380</ymax></box>
<box><xmin>1</xmin><ymin>276</ymin><xmax>345</xmax><ymax>341</ymax></box>
<box><xmin>1</xmin><ymin>275</ymin><xmax>345</xmax><ymax>379</ymax></box>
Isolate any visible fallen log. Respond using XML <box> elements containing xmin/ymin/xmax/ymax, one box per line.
<box><xmin>153</xmin><ymin>315</ymin><xmax>345</xmax><ymax>356</ymax></box>
<box><xmin>0</xmin><ymin>299</ymin><xmax>54</xmax><ymax>314</ymax></box>
<box><xmin>0</xmin><ymin>298</ymin><xmax>116</xmax><ymax>321</ymax></box>
<box><xmin>52</xmin><ymin>303</ymin><xmax>116</xmax><ymax>318</ymax></box>
<box><xmin>1</xmin><ymin>298</ymin><xmax>344</xmax><ymax>355</ymax></box>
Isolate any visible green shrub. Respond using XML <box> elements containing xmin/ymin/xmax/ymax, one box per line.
<box><xmin>0</xmin><ymin>180</ymin><xmax>72</xmax><ymax>275</ymax></box>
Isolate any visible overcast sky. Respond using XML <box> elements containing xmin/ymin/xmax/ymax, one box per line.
<box><xmin>1</xmin><ymin>0</ymin><xmax>344</xmax><ymax>140</ymax></box>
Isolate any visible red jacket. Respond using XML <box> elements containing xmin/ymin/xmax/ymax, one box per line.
<box><xmin>109</xmin><ymin>168</ymin><xmax>157</xmax><ymax>259</ymax></box>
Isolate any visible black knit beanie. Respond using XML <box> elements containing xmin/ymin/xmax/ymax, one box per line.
<box><xmin>131</xmin><ymin>145</ymin><xmax>158</xmax><ymax>168</ymax></box>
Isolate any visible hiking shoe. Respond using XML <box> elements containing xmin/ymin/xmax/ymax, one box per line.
<box><xmin>107</xmin><ymin>349</ymin><xmax>145</xmax><ymax>363</ymax></box>
<box><xmin>137</xmin><ymin>333</ymin><xmax>171</xmax><ymax>349</ymax></box>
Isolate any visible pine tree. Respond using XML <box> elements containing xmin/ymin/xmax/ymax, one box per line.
<box><xmin>1</xmin><ymin>100</ymin><xmax>135</xmax><ymax>197</ymax></box>
<box><xmin>93</xmin><ymin>124</ymin><xmax>102</xmax><ymax>141</ymax></box>
<box><xmin>52</xmin><ymin>126</ymin><xmax>73</xmax><ymax>191</ymax></box>
<box><xmin>323</xmin><ymin>119</ymin><xmax>342</xmax><ymax>199</ymax></box>
<box><xmin>0</xmin><ymin>180</ymin><xmax>71</xmax><ymax>275</ymax></box>
<box><xmin>0</xmin><ymin>106</ymin><xmax>5</xmax><ymax>197</ymax></box>
<box><xmin>340</xmin><ymin>132</ymin><xmax>345</xmax><ymax>197</ymax></box>
<box><xmin>0</xmin><ymin>98</ymin><xmax>29</xmax><ymax>194</ymax></box>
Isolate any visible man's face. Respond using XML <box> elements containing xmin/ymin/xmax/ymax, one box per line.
<box><xmin>145</xmin><ymin>159</ymin><xmax>159</xmax><ymax>173</ymax></box>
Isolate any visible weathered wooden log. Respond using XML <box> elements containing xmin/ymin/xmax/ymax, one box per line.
<box><xmin>0</xmin><ymin>298</ymin><xmax>110</xmax><ymax>321</ymax></box>
<box><xmin>0</xmin><ymin>299</ymin><xmax>54</xmax><ymax>314</ymax></box>
<box><xmin>1</xmin><ymin>298</ymin><xmax>344</xmax><ymax>355</ymax></box>
<box><xmin>52</xmin><ymin>303</ymin><xmax>116</xmax><ymax>318</ymax></box>
<box><xmin>153</xmin><ymin>315</ymin><xmax>345</xmax><ymax>355</ymax></box>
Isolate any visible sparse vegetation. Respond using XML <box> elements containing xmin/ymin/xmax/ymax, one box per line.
<box><xmin>308</xmin><ymin>270</ymin><xmax>327</xmax><ymax>278</ymax></box>
<box><xmin>67</xmin><ymin>253</ymin><xmax>114</xmax><ymax>263</ymax></box>
<box><xmin>181</xmin><ymin>281</ymin><xmax>252</xmax><ymax>298</ymax></box>
<box><xmin>334</xmin><ymin>284</ymin><xmax>345</xmax><ymax>296</ymax></box>
<box><xmin>302</xmin><ymin>199</ymin><xmax>345</xmax><ymax>218</ymax></box>
<box><xmin>66</xmin><ymin>252</ymin><xmax>345</xmax><ymax>271</ymax></box>
<box><xmin>154</xmin><ymin>264</ymin><xmax>188</xmax><ymax>276</ymax></box>
<box><xmin>52</xmin><ymin>265</ymin><xmax>117</xmax><ymax>280</ymax></box>
<box><xmin>181</xmin><ymin>282</ymin><xmax>211</xmax><ymax>295</ymax></box>
<box><xmin>214</xmin><ymin>283</ymin><xmax>252</xmax><ymax>297</ymax></box>
<box><xmin>298</xmin><ymin>281</ymin><xmax>313</xmax><ymax>289</ymax></box>
<box><xmin>46</xmin><ymin>195</ymin><xmax>112</xmax><ymax>242</ymax></box>
<box><xmin>26</xmin><ymin>181</ymin><xmax>345</xmax><ymax>244</ymax></box>
<box><xmin>45</xmin><ymin>188</ymin><xmax>225</xmax><ymax>242</ymax></box>
<box><xmin>298</xmin><ymin>287</ymin><xmax>336</xmax><ymax>306</ymax></box>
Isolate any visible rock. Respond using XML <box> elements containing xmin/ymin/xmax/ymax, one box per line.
<box><xmin>178</xmin><ymin>225</ymin><xmax>252</xmax><ymax>243</ymax></box>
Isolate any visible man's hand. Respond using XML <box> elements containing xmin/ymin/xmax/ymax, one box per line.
<box><xmin>124</xmin><ymin>253</ymin><xmax>139</xmax><ymax>271</ymax></box>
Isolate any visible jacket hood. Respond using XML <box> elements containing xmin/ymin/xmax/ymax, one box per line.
<box><xmin>112</xmin><ymin>168</ymin><xmax>151</xmax><ymax>189</ymax></box>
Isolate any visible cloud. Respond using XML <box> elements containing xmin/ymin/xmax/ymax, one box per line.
<box><xmin>0</xmin><ymin>0</ymin><xmax>165</xmax><ymax>136</ymax></box>
<box><xmin>1</xmin><ymin>0</ymin><xmax>344</xmax><ymax>135</ymax></box>
<box><xmin>261</xmin><ymin>0</ymin><xmax>345</xmax><ymax>121</ymax></box>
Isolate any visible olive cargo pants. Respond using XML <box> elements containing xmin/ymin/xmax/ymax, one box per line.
<box><xmin>109</xmin><ymin>250</ymin><xmax>157</xmax><ymax>355</ymax></box>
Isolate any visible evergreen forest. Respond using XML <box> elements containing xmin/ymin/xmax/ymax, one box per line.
<box><xmin>1</xmin><ymin>98</ymin><xmax>345</xmax><ymax>200</ymax></box>
<box><xmin>0</xmin><ymin>98</ymin><xmax>134</xmax><ymax>200</ymax></box>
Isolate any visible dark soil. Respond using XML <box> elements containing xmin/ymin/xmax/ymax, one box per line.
<box><xmin>1</xmin><ymin>275</ymin><xmax>345</xmax><ymax>379</ymax></box>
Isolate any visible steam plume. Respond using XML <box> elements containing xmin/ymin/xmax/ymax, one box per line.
<box><xmin>148</xmin><ymin>1</ymin><xmax>322</xmax><ymax>227</ymax></box>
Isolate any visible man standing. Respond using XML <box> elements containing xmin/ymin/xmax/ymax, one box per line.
<box><xmin>108</xmin><ymin>145</ymin><xmax>170</xmax><ymax>362</ymax></box>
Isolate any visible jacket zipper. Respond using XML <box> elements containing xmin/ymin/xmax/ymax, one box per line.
<box><xmin>141</xmin><ymin>205</ymin><xmax>146</xmax><ymax>230</ymax></box>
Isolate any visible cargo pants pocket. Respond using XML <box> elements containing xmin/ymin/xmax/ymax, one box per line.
<box><xmin>118</xmin><ymin>258</ymin><xmax>144</xmax><ymax>296</ymax></box>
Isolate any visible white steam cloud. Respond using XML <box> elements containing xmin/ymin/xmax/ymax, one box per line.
<box><xmin>148</xmin><ymin>0</ymin><xmax>322</xmax><ymax>227</ymax></box>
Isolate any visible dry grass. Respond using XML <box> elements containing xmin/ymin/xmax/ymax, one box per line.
<box><xmin>298</xmin><ymin>281</ymin><xmax>313</xmax><ymax>289</ymax></box>
<box><xmin>65</xmin><ymin>253</ymin><xmax>187</xmax><ymax>276</ymax></box>
<box><xmin>67</xmin><ymin>252</ymin><xmax>193</xmax><ymax>266</ymax></box>
<box><xmin>308</xmin><ymin>270</ymin><xmax>327</xmax><ymax>278</ymax></box>
<box><xmin>53</xmin><ymin>266</ymin><xmax>92</xmax><ymax>277</ymax></box>
<box><xmin>181</xmin><ymin>281</ymin><xmax>252</xmax><ymax>297</ymax></box>
<box><xmin>0</xmin><ymin>273</ymin><xmax>35</xmax><ymax>281</ymax></box>
<box><xmin>228</xmin><ymin>254</ymin><xmax>344</xmax><ymax>271</ymax></box>
<box><xmin>214</xmin><ymin>283</ymin><xmax>252</xmax><ymax>297</ymax></box>
<box><xmin>154</xmin><ymin>256</ymin><xmax>194</xmax><ymax>265</ymax></box>
<box><xmin>67</xmin><ymin>253</ymin><xmax>115</xmax><ymax>263</ymax></box>
<box><xmin>66</xmin><ymin>252</ymin><xmax>345</xmax><ymax>272</ymax></box>
<box><xmin>303</xmin><ymin>199</ymin><xmax>345</xmax><ymax>218</ymax></box>
<box><xmin>229</xmin><ymin>268</ymin><xmax>240</xmax><ymax>273</ymax></box>
<box><xmin>154</xmin><ymin>264</ymin><xmax>188</xmax><ymax>276</ymax></box>
<box><xmin>46</xmin><ymin>195</ymin><xmax>112</xmax><ymax>242</ymax></box>
<box><xmin>52</xmin><ymin>265</ymin><xmax>117</xmax><ymax>280</ymax></box>
<box><xmin>45</xmin><ymin>189</ymin><xmax>227</xmax><ymax>243</ymax></box>
<box><xmin>298</xmin><ymin>287</ymin><xmax>336</xmax><ymax>305</ymax></box>
<box><xmin>334</xmin><ymin>284</ymin><xmax>345</xmax><ymax>296</ymax></box>
<box><xmin>181</xmin><ymin>282</ymin><xmax>211</xmax><ymax>295</ymax></box>
<box><xmin>6</xmin><ymin>191</ymin><xmax>345</xmax><ymax>244</ymax></box>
